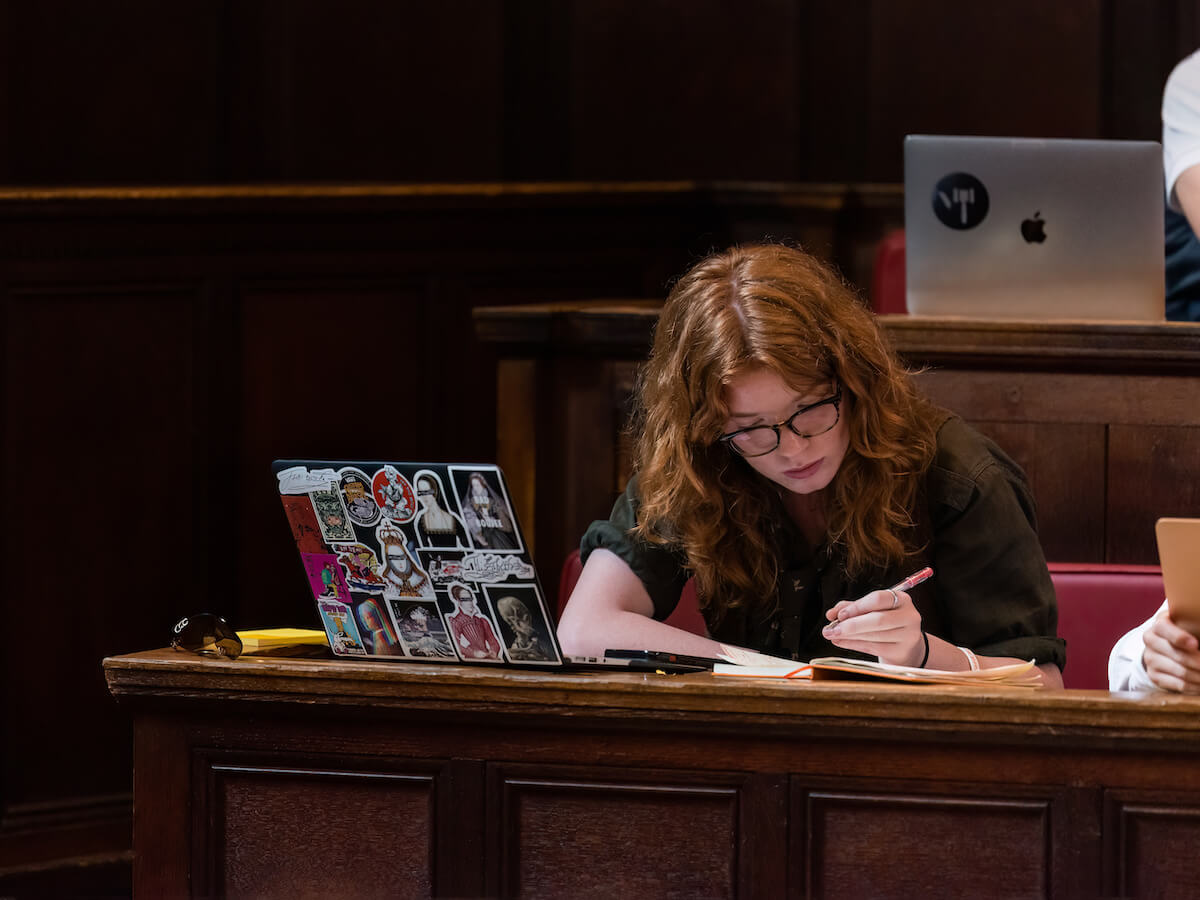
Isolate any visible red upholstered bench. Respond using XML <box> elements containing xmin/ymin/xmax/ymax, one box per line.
<box><xmin>1050</xmin><ymin>563</ymin><xmax>1164</xmax><ymax>690</ymax></box>
<box><xmin>558</xmin><ymin>551</ymin><xmax>1165</xmax><ymax>689</ymax></box>
<box><xmin>870</xmin><ymin>228</ymin><xmax>907</xmax><ymax>315</ymax></box>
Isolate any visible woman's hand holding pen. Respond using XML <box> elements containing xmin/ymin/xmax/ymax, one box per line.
<box><xmin>821</xmin><ymin>568</ymin><xmax>934</xmax><ymax>667</ymax></box>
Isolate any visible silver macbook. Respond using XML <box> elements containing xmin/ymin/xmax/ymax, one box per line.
<box><xmin>904</xmin><ymin>135</ymin><xmax>1165</xmax><ymax>321</ymax></box>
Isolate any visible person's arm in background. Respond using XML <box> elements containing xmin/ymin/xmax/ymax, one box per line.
<box><xmin>1109</xmin><ymin>601</ymin><xmax>1165</xmax><ymax>691</ymax></box>
<box><xmin>1174</xmin><ymin>165</ymin><xmax>1200</xmax><ymax>234</ymax></box>
<box><xmin>1110</xmin><ymin>600</ymin><xmax>1200</xmax><ymax>692</ymax></box>
<box><xmin>1163</xmin><ymin>51</ymin><xmax>1200</xmax><ymax>230</ymax></box>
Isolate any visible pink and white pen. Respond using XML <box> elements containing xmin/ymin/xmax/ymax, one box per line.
<box><xmin>890</xmin><ymin>566</ymin><xmax>934</xmax><ymax>593</ymax></box>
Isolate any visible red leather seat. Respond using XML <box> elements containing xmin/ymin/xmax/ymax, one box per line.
<box><xmin>557</xmin><ymin>548</ymin><xmax>707</xmax><ymax>636</ymax></box>
<box><xmin>1049</xmin><ymin>563</ymin><xmax>1164</xmax><ymax>690</ymax></box>
<box><xmin>870</xmin><ymin>229</ymin><xmax>907</xmax><ymax>315</ymax></box>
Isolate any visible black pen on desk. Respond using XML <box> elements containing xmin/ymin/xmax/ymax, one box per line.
<box><xmin>890</xmin><ymin>566</ymin><xmax>934</xmax><ymax>593</ymax></box>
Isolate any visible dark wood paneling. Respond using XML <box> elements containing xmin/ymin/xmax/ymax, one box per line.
<box><xmin>915</xmin><ymin>367</ymin><xmax>1200</xmax><ymax>564</ymax></box>
<box><xmin>501</xmin><ymin>0</ymin><xmax>573</xmax><ymax>179</ymax></box>
<box><xmin>2</xmin><ymin>1</ymin><xmax>225</xmax><ymax>183</ymax></box>
<box><xmin>1106</xmin><ymin>0</ymin><xmax>1182</xmax><ymax>140</ymax></box>
<box><xmin>264</xmin><ymin>1</ymin><xmax>505</xmax><ymax>181</ymax></box>
<box><xmin>0</xmin><ymin>1</ymin><xmax>1194</xmax><ymax>186</ymax></box>
<box><xmin>131</xmin><ymin>717</ymin><xmax>190</xmax><ymax>899</ymax></box>
<box><xmin>867</xmin><ymin>2</ymin><xmax>1103</xmax><ymax>180</ymax></box>
<box><xmin>204</xmin><ymin>763</ymin><xmax>437</xmax><ymax>899</ymax></box>
<box><xmin>490</xmin><ymin>767</ymin><xmax>754</xmax><ymax>898</ymax></box>
<box><xmin>2</xmin><ymin>285</ymin><xmax>199</xmax><ymax>810</ymax></box>
<box><xmin>946</xmin><ymin>421</ymin><xmax>1108</xmax><ymax>563</ymax></box>
<box><xmin>568</xmin><ymin>0</ymin><xmax>799</xmax><ymax>180</ymax></box>
<box><xmin>797</xmin><ymin>0</ymin><xmax>871</xmax><ymax>181</ymax></box>
<box><xmin>802</xmin><ymin>789</ymin><xmax>1053</xmax><ymax>899</ymax></box>
<box><xmin>1104</xmin><ymin>789</ymin><xmax>1200</xmax><ymax>900</ymax></box>
<box><xmin>234</xmin><ymin>281</ymin><xmax>431</xmax><ymax>629</ymax></box>
<box><xmin>1108</xmin><ymin>424</ymin><xmax>1200</xmax><ymax>562</ymax></box>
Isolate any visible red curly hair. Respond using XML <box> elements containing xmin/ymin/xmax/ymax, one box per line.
<box><xmin>631</xmin><ymin>243</ymin><xmax>938</xmax><ymax>619</ymax></box>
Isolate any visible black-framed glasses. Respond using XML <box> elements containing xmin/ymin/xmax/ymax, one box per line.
<box><xmin>718</xmin><ymin>386</ymin><xmax>843</xmax><ymax>458</ymax></box>
<box><xmin>170</xmin><ymin>613</ymin><xmax>243</xmax><ymax>659</ymax></box>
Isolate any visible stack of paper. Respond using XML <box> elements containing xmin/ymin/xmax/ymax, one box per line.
<box><xmin>713</xmin><ymin>650</ymin><xmax>1042</xmax><ymax>687</ymax></box>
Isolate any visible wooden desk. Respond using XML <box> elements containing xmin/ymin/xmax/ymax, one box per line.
<box><xmin>474</xmin><ymin>304</ymin><xmax>1200</xmax><ymax>599</ymax></box>
<box><xmin>106</xmin><ymin>649</ymin><xmax>1200</xmax><ymax>899</ymax></box>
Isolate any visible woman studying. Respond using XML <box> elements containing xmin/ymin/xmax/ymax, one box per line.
<box><xmin>556</xmin><ymin>244</ymin><xmax>1065</xmax><ymax>686</ymax></box>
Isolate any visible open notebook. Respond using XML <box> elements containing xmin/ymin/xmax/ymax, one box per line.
<box><xmin>713</xmin><ymin>651</ymin><xmax>1042</xmax><ymax>687</ymax></box>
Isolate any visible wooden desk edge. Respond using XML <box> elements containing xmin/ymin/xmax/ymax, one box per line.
<box><xmin>473</xmin><ymin>303</ymin><xmax>1200</xmax><ymax>370</ymax></box>
<box><xmin>103</xmin><ymin>649</ymin><xmax>1200</xmax><ymax>741</ymax></box>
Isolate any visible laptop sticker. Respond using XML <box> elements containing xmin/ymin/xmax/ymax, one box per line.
<box><xmin>490</xmin><ymin>585</ymin><xmax>559</xmax><ymax>663</ymax></box>
<box><xmin>376</xmin><ymin>520</ymin><xmax>435</xmax><ymax>600</ymax></box>
<box><xmin>318</xmin><ymin>598</ymin><xmax>368</xmax><ymax>657</ymax></box>
<box><xmin>450</xmin><ymin>467</ymin><xmax>522</xmax><ymax>552</ymax></box>
<box><xmin>354</xmin><ymin>597</ymin><xmax>405</xmax><ymax>657</ymax></box>
<box><xmin>412</xmin><ymin>468</ymin><xmax>470</xmax><ymax>548</ymax></box>
<box><xmin>422</xmin><ymin>550</ymin><xmax>468</xmax><ymax>587</ymax></box>
<box><xmin>280</xmin><ymin>494</ymin><xmax>326</xmax><ymax>554</ymax></box>
<box><xmin>457</xmin><ymin>552</ymin><xmax>536</xmax><ymax>584</ymax></box>
<box><xmin>302</xmin><ymin>552</ymin><xmax>352</xmax><ymax>604</ymax></box>
<box><xmin>484</xmin><ymin>583</ymin><xmax>561</xmax><ymax>665</ymax></box>
<box><xmin>330</xmin><ymin>542</ymin><xmax>386</xmax><ymax>593</ymax></box>
<box><xmin>444</xmin><ymin>582</ymin><xmax>506</xmax><ymax>662</ymax></box>
<box><xmin>390</xmin><ymin>598</ymin><xmax>458</xmax><ymax>659</ymax></box>
<box><xmin>310</xmin><ymin>482</ymin><xmax>355</xmax><ymax>543</ymax></box>
<box><xmin>339</xmin><ymin>467</ymin><xmax>381</xmax><ymax>527</ymax></box>
<box><xmin>372</xmin><ymin>465</ymin><xmax>418</xmax><ymax>523</ymax></box>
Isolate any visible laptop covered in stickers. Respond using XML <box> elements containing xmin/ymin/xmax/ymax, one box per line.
<box><xmin>273</xmin><ymin>460</ymin><xmax>568</xmax><ymax>668</ymax></box>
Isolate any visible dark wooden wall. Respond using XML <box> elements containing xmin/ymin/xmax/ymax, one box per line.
<box><xmin>0</xmin><ymin>1</ymin><xmax>1197</xmax><ymax>187</ymax></box>
<box><xmin>5</xmin><ymin>0</ymin><xmax>1200</xmax><ymax>896</ymax></box>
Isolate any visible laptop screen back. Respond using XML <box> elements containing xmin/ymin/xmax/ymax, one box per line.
<box><xmin>904</xmin><ymin>135</ymin><xmax>1165</xmax><ymax>321</ymax></box>
<box><xmin>273</xmin><ymin>459</ymin><xmax>564</xmax><ymax>667</ymax></box>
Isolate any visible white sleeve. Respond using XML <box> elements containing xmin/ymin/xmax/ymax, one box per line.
<box><xmin>1108</xmin><ymin>600</ymin><xmax>1168</xmax><ymax>691</ymax></box>
<box><xmin>1163</xmin><ymin>51</ymin><xmax>1200</xmax><ymax>209</ymax></box>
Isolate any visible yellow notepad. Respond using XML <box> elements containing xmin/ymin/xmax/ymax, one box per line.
<box><xmin>236</xmin><ymin>628</ymin><xmax>328</xmax><ymax>653</ymax></box>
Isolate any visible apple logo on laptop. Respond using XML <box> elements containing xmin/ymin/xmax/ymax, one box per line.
<box><xmin>1020</xmin><ymin>211</ymin><xmax>1047</xmax><ymax>243</ymax></box>
<box><xmin>932</xmin><ymin>172</ymin><xmax>989</xmax><ymax>230</ymax></box>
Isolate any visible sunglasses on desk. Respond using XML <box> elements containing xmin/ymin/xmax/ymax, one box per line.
<box><xmin>170</xmin><ymin>613</ymin><xmax>243</xmax><ymax>659</ymax></box>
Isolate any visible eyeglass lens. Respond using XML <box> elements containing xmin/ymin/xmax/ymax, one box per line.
<box><xmin>730</xmin><ymin>399</ymin><xmax>839</xmax><ymax>456</ymax></box>
<box><xmin>171</xmin><ymin>613</ymin><xmax>243</xmax><ymax>659</ymax></box>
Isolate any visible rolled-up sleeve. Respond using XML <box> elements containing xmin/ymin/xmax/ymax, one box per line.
<box><xmin>1164</xmin><ymin>51</ymin><xmax>1200</xmax><ymax>209</ymax></box>
<box><xmin>579</xmin><ymin>476</ymin><xmax>691</xmax><ymax>619</ymax></box>
<box><xmin>1108</xmin><ymin>603</ymin><xmax>1165</xmax><ymax>691</ymax></box>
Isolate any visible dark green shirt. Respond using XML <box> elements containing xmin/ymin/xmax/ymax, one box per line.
<box><xmin>580</xmin><ymin>414</ymin><xmax>1066</xmax><ymax>669</ymax></box>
